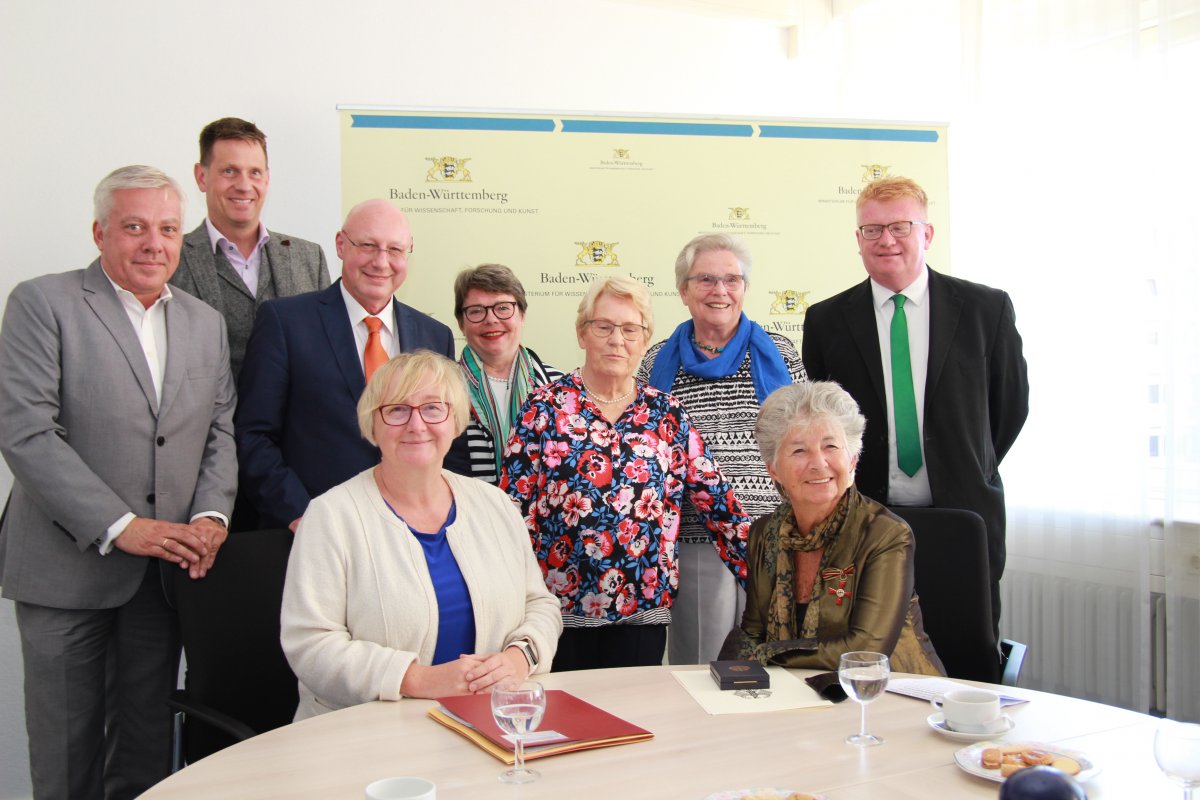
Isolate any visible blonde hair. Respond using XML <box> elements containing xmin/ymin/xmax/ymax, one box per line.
<box><xmin>356</xmin><ymin>350</ymin><xmax>470</xmax><ymax>445</ymax></box>
<box><xmin>856</xmin><ymin>176</ymin><xmax>929</xmax><ymax>214</ymax></box>
<box><xmin>574</xmin><ymin>275</ymin><xmax>654</xmax><ymax>341</ymax></box>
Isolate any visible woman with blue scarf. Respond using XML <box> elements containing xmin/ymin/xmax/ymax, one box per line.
<box><xmin>639</xmin><ymin>234</ymin><xmax>806</xmax><ymax>665</ymax></box>
<box><xmin>446</xmin><ymin>264</ymin><xmax>562</xmax><ymax>484</ymax></box>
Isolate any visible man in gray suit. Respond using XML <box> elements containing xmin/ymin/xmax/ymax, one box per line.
<box><xmin>0</xmin><ymin>166</ymin><xmax>237</xmax><ymax>799</ymax></box>
<box><xmin>170</xmin><ymin>117</ymin><xmax>330</xmax><ymax>379</ymax></box>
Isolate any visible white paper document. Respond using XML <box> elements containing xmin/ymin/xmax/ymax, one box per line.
<box><xmin>670</xmin><ymin>667</ymin><xmax>834</xmax><ymax>715</ymax></box>
<box><xmin>888</xmin><ymin>677</ymin><xmax>1029</xmax><ymax>707</ymax></box>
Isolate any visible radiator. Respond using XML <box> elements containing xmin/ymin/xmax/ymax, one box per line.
<box><xmin>1000</xmin><ymin>570</ymin><xmax>1151</xmax><ymax>713</ymax></box>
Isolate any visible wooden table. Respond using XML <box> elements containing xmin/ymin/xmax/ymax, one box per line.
<box><xmin>144</xmin><ymin>666</ymin><xmax>1174</xmax><ymax>798</ymax></box>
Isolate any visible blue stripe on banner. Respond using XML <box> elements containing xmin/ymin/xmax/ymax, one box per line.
<box><xmin>561</xmin><ymin>120</ymin><xmax>754</xmax><ymax>137</ymax></box>
<box><xmin>759</xmin><ymin>126</ymin><xmax>939</xmax><ymax>142</ymax></box>
<box><xmin>350</xmin><ymin>115</ymin><xmax>556</xmax><ymax>132</ymax></box>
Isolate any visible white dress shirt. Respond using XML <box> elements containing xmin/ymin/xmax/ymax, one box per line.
<box><xmin>340</xmin><ymin>282</ymin><xmax>399</xmax><ymax>372</ymax></box>
<box><xmin>870</xmin><ymin>267</ymin><xmax>933</xmax><ymax>506</ymax></box>
<box><xmin>99</xmin><ymin>274</ymin><xmax>228</xmax><ymax>552</ymax></box>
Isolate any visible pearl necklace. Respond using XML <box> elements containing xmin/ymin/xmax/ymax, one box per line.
<box><xmin>691</xmin><ymin>335</ymin><xmax>725</xmax><ymax>355</ymax></box>
<box><xmin>580</xmin><ymin>373</ymin><xmax>634</xmax><ymax>405</ymax></box>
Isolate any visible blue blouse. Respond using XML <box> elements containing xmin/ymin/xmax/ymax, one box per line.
<box><xmin>385</xmin><ymin>500</ymin><xmax>476</xmax><ymax>665</ymax></box>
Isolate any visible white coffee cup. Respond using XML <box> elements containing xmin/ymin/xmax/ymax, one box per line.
<box><xmin>365</xmin><ymin>777</ymin><xmax>437</xmax><ymax>800</ymax></box>
<box><xmin>930</xmin><ymin>688</ymin><xmax>1004</xmax><ymax>734</ymax></box>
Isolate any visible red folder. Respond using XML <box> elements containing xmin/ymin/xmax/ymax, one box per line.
<box><xmin>428</xmin><ymin>689</ymin><xmax>653</xmax><ymax>764</ymax></box>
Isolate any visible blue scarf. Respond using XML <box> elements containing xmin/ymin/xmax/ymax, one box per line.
<box><xmin>648</xmin><ymin>313</ymin><xmax>792</xmax><ymax>403</ymax></box>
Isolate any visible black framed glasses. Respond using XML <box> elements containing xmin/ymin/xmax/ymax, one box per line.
<box><xmin>585</xmin><ymin>319</ymin><xmax>647</xmax><ymax>341</ymax></box>
<box><xmin>684</xmin><ymin>273</ymin><xmax>745</xmax><ymax>291</ymax></box>
<box><xmin>341</xmin><ymin>231</ymin><xmax>414</xmax><ymax>262</ymax></box>
<box><xmin>462</xmin><ymin>302</ymin><xmax>518</xmax><ymax>323</ymax></box>
<box><xmin>857</xmin><ymin>221</ymin><xmax>927</xmax><ymax>240</ymax></box>
<box><xmin>378</xmin><ymin>402</ymin><xmax>450</xmax><ymax>426</ymax></box>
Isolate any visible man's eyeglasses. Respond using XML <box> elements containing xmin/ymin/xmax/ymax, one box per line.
<box><xmin>584</xmin><ymin>319</ymin><xmax>648</xmax><ymax>342</ymax></box>
<box><xmin>462</xmin><ymin>302</ymin><xmax>518</xmax><ymax>323</ymax></box>
<box><xmin>378</xmin><ymin>402</ymin><xmax>450</xmax><ymax>426</ymax></box>
<box><xmin>684</xmin><ymin>273</ymin><xmax>745</xmax><ymax>291</ymax></box>
<box><xmin>857</xmin><ymin>221</ymin><xmax>927</xmax><ymax>240</ymax></box>
<box><xmin>341</xmin><ymin>231</ymin><xmax>414</xmax><ymax>262</ymax></box>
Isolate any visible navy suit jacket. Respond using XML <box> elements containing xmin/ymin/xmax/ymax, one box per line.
<box><xmin>802</xmin><ymin>267</ymin><xmax>1028</xmax><ymax>626</ymax></box>
<box><xmin>235</xmin><ymin>281</ymin><xmax>455</xmax><ymax>528</ymax></box>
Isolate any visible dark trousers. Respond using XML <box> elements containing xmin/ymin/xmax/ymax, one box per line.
<box><xmin>16</xmin><ymin>560</ymin><xmax>179</xmax><ymax>800</ymax></box>
<box><xmin>551</xmin><ymin>625</ymin><xmax>667</xmax><ymax>672</ymax></box>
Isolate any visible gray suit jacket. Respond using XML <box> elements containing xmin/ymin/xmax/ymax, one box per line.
<box><xmin>0</xmin><ymin>261</ymin><xmax>237</xmax><ymax>609</ymax></box>
<box><xmin>170</xmin><ymin>222</ymin><xmax>329</xmax><ymax>378</ymax></box>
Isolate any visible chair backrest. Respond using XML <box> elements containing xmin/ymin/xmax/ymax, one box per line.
<box><xmin>170</xmin><ymin>528</ymin><xmax>298</xmax><ymax>761</ymax></box>
<box><xmin>887</xmin><ymin>506</ymin><xmax>1001</xmax><ymax>683</ymax></box>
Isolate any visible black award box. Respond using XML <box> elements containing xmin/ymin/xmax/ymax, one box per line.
<box><xmin>709</xmin><ymin>660</ymin><xmax>771</xmax><ymax>690</ymax></box>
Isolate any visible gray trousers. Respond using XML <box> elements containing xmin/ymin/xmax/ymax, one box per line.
<box><xmin>16</xmin><ymin>561</ymin><xmax>179</xmax><ymax>800</ymax></box>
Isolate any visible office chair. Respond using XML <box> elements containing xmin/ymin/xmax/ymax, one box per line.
<box><xmin>166</xmin><ymin>528</ymin><xmax>298</xmax><ymax>769</ymax></box>
<box><xmin>887</xmin><ymin>506</ymin><xmax>1021</xmax><ymax>685</ymax></box>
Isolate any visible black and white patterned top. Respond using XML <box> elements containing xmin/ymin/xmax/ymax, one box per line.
<box><xmin>447</xmin><ymin>350</ymin><xmax>563</xmax><ymax>485</ymax></box>
<box><xmin>637</xmin><ymin>332</ymin><xmax>806</xmax><ymax>544</ymax></box>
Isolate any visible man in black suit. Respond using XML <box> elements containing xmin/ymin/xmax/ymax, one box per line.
<box><xmin>802</xmin><ymin>176</ymin><xmax>1028</xmax><ymax>637</ymax></box>
<box><xmin>235</xmin><ymin>199</ymin><xmax>454</xmax><ymax>532</ymax></box>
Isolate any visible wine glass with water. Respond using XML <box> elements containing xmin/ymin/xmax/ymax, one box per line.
<box><xmin>490</xmin><ymin>679</ymin><xmax>546</xmax><ymax>784</ymax></box>
<box><xmin>1154</xmin><ymin>720</ymin><xmax>1200</xmax><ymax>799</ymax></box>
<box><xmin>838</xmin><ymin>651</ymin><xmax>889</xmax><ymax>746</ymax></box>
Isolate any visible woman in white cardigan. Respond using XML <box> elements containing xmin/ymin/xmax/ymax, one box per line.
<box><xmin>281</xmin><ymin>350</ymin><xmax>561</xmax><ymax>720</ymax></box>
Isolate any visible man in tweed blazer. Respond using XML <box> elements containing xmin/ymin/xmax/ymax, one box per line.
<box><xmin>170</xmin><ymin>117</ymin><xmax>329</xmax><ymax>380</ymax></box>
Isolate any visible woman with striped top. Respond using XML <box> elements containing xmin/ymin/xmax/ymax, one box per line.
<box><xmin>639</xmin><ymin>233</ymin><xmax>806</xmax><ymax>666</ymax></box>
<box><xmin>446</xmin><ymin>264</ymin><xmax>562</xmax><ymax>484</ymax></box>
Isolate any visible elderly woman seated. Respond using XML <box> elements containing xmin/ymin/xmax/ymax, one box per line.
<box><xmin>723</xmin><ymin>381</ymin><xmax>944</xmax><ymax>674</ymax></box>
<box><xmin>281</xmin><ymin>351</ymin><xmax>562</xmax><ymax>719</ymax></box>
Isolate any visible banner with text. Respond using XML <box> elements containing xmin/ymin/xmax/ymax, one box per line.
<box><xmin>339</xmin><ymin>109</ymin><xmax>948</xmax><ymax>370</ymax></box>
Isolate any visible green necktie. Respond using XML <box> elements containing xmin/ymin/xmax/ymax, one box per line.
<box><xmin>890</xmin><ymin>294</ymin><xmax>922</xmax><ymax>476</ymax></box>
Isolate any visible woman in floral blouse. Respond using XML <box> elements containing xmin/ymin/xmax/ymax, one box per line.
<box><xmin>501</xmin><ymin>276</ymin><xmax>751</xmax><ymax>671</ymax></box>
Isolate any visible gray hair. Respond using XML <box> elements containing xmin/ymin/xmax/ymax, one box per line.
<box><xmin>575</xmin><ymin>275</ymin><xmax>654</xmax><ymax>341</ymax></box>
<box><xmin>93</xmin><ymin>165</ymin><xmax>186</xmax><ymax>230</ymax></box>
<box><xmin>755</xmin><ymin>381</ymin><xmax>866</xmax><ymax>469</ymax></box>
<box><xmin>673</xmin><ymin>233</ymin><xmax>753</xmax><ymax>291</ymax></box>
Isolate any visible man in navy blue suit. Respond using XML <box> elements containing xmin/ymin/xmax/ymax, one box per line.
<box><xmin>236</xmin><ymin>199</ymin><xmax>455</xmax><ymax>531</ymax></box>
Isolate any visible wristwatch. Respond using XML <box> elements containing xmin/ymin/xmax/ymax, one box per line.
<box><xmin>509</xmin><ymin>639</ymin><xmax>539</xmax><ymax>670</ymax></box>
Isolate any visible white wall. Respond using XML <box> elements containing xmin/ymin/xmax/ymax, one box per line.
<box><xmin>1</xmin><ymin>1</ymin><xmax>929</xmax><ymax>795</ymax></box>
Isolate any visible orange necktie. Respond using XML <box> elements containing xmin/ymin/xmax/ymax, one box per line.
<box><xmin>363</xmin><ymin>316</ymin><xmax>388</xmax><ymax>383</ymax></box>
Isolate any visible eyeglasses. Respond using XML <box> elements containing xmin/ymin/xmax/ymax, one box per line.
<box><xmin>584</xmin><ymin>319</ymin><xmax>647</xmax><ymax>341</ymax></box>
<box><xmin>857</xmin><ymin>221</ymin><xmax>927</xmax><ymax>240</ymax></box>
<box><xmin>684</xmin><ymin>273</ymin><xmax>745</xmax><ymax>291</ymax></box>
<box><xmin>462</xmin><ymin>302</ymin><xmax>518</xmax><ymax>323</ymax></box>
<box><xmin>378</xmin><ymin>402</ymin><xmax>450</xmax><ymax>426</ymax></box>
<box><xmin>341</xmin><ymin>231</ymin><xmax>414</xmax><ymax>262</ymax></box>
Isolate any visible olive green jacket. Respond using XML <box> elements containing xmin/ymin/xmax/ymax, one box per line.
<box><xmin>734</xmin><ymin>489</ymin><xmax>945</xmax><ymax>675</ymax></box>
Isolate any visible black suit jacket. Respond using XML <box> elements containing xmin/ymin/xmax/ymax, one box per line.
<box><xmin>802</xmin><ymin>267</ymin><xmax>1028</xmax><ymax>624</ymax></box>
<box><xmin>235</xmin><ymin>281</ymin><xmax>455</xmax><ymax>528</ymax></box>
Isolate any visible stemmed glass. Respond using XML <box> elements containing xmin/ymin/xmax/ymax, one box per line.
<box><xmin>490</xmin><ymin>679</ymin><xmax>546</xmax><ymax>784</ymax></box>
<box><xmin>1154</xmin><ymin>720</ymin><xmax>1200</xmax><ymax>799</ymax></box>
<box><xmin>838</xmin><ymin>651</ymin><xmax>889</xmax><ymax>747</ymax></box>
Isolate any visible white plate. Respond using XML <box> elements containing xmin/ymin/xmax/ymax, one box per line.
<box><xmin>704</xmin><ymin>790</ymin><xmax>828</xmax><ymax>800</ymax></box>
<box><xmin>954</xmin><ymin>741</ymin><xmax>1102</xmax><ymax>783</ymax></box>
<box><xmin>928</xmin><ymin>712</ymin><xmax>1015</xmax><ymax>742</ymax></box>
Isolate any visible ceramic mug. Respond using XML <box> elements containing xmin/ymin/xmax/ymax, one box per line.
<box><xmin>930</xmin><ymin>688</ymin><xmax>1004</xmax><ymax>734</ymax></box>
<box><xmin>364</xmin><ymin>777</ymin><xmax>436</xmax><ymax>800</ymax></box>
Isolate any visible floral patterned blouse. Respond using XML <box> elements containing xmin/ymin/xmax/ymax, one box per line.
<box><xmin>500</xmin><ymin>371</ymin><xmax>750</xmax><ymax>628</ymax></box>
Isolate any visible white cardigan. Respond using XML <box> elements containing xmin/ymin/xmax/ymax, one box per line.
<box><xmin>281</xmin><ymin>468</ymin><xmax>562</xmax><ymax>720</ymax></box>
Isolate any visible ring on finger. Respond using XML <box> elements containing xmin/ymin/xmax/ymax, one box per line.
<box><xmin>162</xmin><ymin>538</ymin><xmax>169</xmax><ymax>549</ymax></box>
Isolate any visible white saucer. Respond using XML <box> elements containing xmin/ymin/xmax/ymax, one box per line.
<box><xmin>927</xmin><ymin>712</ymin><xmax>1015</xmax><ymax>742</ymax></box>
